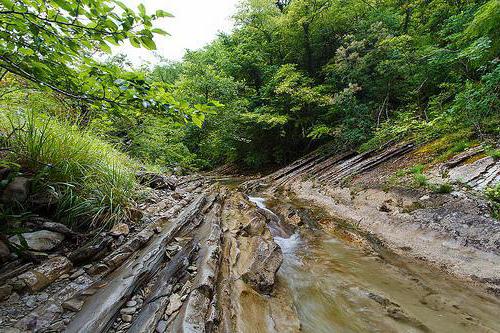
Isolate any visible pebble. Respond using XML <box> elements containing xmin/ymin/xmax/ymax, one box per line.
<box><xmin>419</xmin><ymin>195</ymin><xmax>430</xmax><ymax>200</ymax></box>
<box><xmin>126</xmin><ymin>300</ymin><xmax>137</xmax><ymax>307</ymax></box>
<box><xmin>156</xmin><ymin>320</ymin><xmax>167</xmax><ymax>332</ymax></box>
<box><xmin>120</xmin><ymin>307</ymin><xmax>136</xmax><ymax>315</ymax></box>
<box><xmin>165</xmin><ymin>293</ymin><xmax>182</xmax><ymax>315</ymax></box>
<box><xmin>165</xmin><ymin>244</ymin><xmax>180</xmax><ymax>252</ymax></box>
<box><xmin>121</xmin><ymin>314</ymin><xmax>133</xmax><ymax>322</ymax></box>
<box><xmin>62</xmin><ymin>298</ymin><xmax>84</xmax><ymax>312</ymax></box>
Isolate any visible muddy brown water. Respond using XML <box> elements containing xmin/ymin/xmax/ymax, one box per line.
<box><xmin>249</xmin><ymin>196</ymin><xmax>500</xmax><ymax>333</ymax></box>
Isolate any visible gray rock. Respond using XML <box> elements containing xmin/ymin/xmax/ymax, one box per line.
<box><xmin>122</xmin><ymin>314</ymin><xmax>133</xmax><ymax>322</ymax></box>
<box><xmin>120</xmin><ymin>307</ymin><xmax>136</xmax><ymax>315</ymax></box>
<box><xmin>156</xmin><ymin>320</ymin><xmax>167</xmax><ymax>332</ymax></box>
<box><xmin>241</xmin><ymin>238</ymin><xmax>283</xmax><ymax>294</ymax></box>
<box><xmin>125</xmin><ymin>300</ymin><xmax>137</xmax><ymax>307</ymax></box>
<box><xmin>1</xmin><ymin>177</ymin><xmax>29</xmax><ymax>203</ymax></box>
<box><xmin>70</xmin><ymin>269</ymin><xmax>85</xmax><ymax>279</ymax></box>
<box><xmin>9</xmin><ymin>230</ymin><xmax>65</xmax><ymax>251</ymax></box>
<box><xmin>62</xmin><ymin>298</ymin><xmax>85</xmax><ymax>312</ymax></box>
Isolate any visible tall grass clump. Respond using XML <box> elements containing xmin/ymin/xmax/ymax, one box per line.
<box><xmin>0</xmin><ymin>110</ymin><xmax>139</xmax><ymax>229</ymax></box>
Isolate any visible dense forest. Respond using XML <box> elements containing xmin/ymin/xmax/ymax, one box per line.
<box><xmin>139</xmin><ymin>0</ymin><xmax>499</xmax><ymax>170</ymax></box>
<box><xmin>0</xmin><ymin>0</ymin><xmax>499</xmax><ymax>226</ymax></box>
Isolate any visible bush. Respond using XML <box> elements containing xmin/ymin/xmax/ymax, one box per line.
<box><xmin>0</xmin><ymin>110</ymin><xmax>139</xmax><ymax>229</ymax></box>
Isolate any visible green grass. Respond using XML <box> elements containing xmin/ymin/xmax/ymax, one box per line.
<box><xmin>432</xmin><ymin>183</ymin><xmax>453</xmax><ymax>194</ymax></box>
<box><xmin>0</xmin><ymin>110</ymin><xmax>139</xmax><ymax>229</ymax></box>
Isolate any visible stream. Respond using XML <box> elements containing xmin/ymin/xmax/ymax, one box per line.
<box><xmin>248</xmin><ymin>196</ymin><xmax>500</xmax><ymax>333</ymax></box>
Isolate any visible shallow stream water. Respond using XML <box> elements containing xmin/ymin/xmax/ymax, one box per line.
<box><xmin>248</xmin><ymin>196</ymin><xmax>500</xmax><ymax>333</ymax></box>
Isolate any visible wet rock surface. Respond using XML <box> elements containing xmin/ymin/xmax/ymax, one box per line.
<box><xmin>9</xmin><ymin>230</ymin><xmax>65</xmax><ymax>252</ymax></box>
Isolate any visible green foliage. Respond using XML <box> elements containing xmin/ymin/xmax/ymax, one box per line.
<box><xmin>0</xmin><ymin>110</ymin><xmax>138</xmax><ymax>228</ymax></box>
<box><xmin>485</xmin><ymin>183</ymin><xmax>500</xmax><ymax>220</ymax></box>
<box><xmin>485</xmin><ymin>146</ymin><xmax>500</xmax><ymax>160</ymax></box>
<box><xmin>163</xmin><ymin>0</ymin><xmax>499</xmax><ymax>169</ymax></box>
<box><xmin>432</xmin><ymin>183</ymin><xmax>453</xmax><ymax>194</ymax></box>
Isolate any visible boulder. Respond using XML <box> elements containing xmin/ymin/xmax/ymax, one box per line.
<box><xmin>17</xmin><ymin>256</ymin><xmax>72</xmax><ymax>292</ymax></box>
<box><xmin>1</xmin><ymin>177</ymin><xmax>29</xmax><ymax>203</ymax></box>
<box><xmin>28</xmin><ymin>217</ymin><xmax>77</xmax><ymax>237</ymax></box>
<box><xmin>9</xmin><ymin>230</ymin><xmax>65</xmax><ymax>251</ymax></box>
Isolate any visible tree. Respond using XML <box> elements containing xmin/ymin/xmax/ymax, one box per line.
<box><xmin>0</xmin><ymin>0</ymin><xmax>212</xmax><ymax>125</ymax></box>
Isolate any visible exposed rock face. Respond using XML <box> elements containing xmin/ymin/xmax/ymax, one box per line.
<box><xmin>241</xmin><ymin>238</ymin><xmax>283</xmax><ymax>294</ymax></box>
<box><xmin>447</xmin><ymin>156</ymin><xmax>499</xmax><ymax>190</ymax></box>
<box><xmin>216</xmin><ymin>192</ymin><xmax>299</xmax><ymax>333</ymax></box>
<box><xmin>17</xmin><ymin>256</ymin><xmax>72</xmax><ymax>292</ymax></box>
<box><xmin>9</xmin><ymin>230</ymin><xmax>65</xmax><ymax>251</ymax></box>
<box><xmin>1</xmin><ymin>177</ymin><xmax>29</xmax><ymax>203</ymax></box>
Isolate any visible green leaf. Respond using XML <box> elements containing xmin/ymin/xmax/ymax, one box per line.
<box><xmin>192</xmin><ymin>113</ymin><xmax>205</xmax><ymax>128</ymax></box>
<box><xmin>152</xmin><ymin>28</ymin><xmax>169</xmax><ymax>36</ymax></box>
<box><xmin>140</xmin><ymin>36</ymin><xmax>156</xmax><ymax>50</ymax></box>
<box><xmin>99</xmin><ymin>41</ymin><xmax>112</xmax><ymax>53</ymax></box>
<box><xmin>138</xmin><ymin>3</ymin><xmax>146</xmax><ymax>15</ymax></box>
<box><xmin>130</xmin><ymin>37</ymin><xmax>141</xmax><ymax>48</ymax></box>
<box><xmin>155</xmin><ymin>9</ymin><xmax>173</xmax><ymax>17</ymax></box>
<box><xmin>19</xmin><ymin>47</ymin><xmax>34</xmax><ymax>56</ymax></box>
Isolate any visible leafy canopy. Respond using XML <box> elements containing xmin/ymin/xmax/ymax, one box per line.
<box><xmin>0</xmin><ymin>0</ymin><xmax>213</xmax><ymax>125</ymax></box>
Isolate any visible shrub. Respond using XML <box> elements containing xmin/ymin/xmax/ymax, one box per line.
<box><xmin>0</xmin><ymin>110</ymin><xmax>139</xmax><ymax>229</ymax></box>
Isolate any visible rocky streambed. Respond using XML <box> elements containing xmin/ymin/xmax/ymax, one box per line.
<box><xmin>1</xmin><ymin>144</ymin><xmax>499</xmax><ymax>332</ymax></box>
<box><xmin>250</xmin><ymin>195</ymin><xmax>500</xmax><ymax>333</ymax></box>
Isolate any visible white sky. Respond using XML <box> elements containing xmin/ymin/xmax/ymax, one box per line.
<box><xmin>114</xmin><ymin>0</ymin><xmax>239</xmax><ymax>65</ymax></box>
